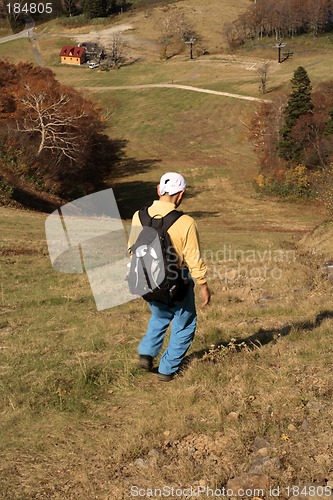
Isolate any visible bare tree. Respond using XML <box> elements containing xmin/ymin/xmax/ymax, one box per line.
<box><xmin>305</xmin><ymin>0</ymin><xmax>331</xmax><ymax>36</ymax></box>
<box><xmin>154</xmin><ymin>12</ymin><xmax>176</xmax><ymax>59</ymax></box>
<box><xmin>0</xmin><ymin>60</ymin><xmax>116</xmax><ymax>199</ymax></box>
<box><xmin>105</xmin><ymin>34</ymin><xmax>125</xmax><ymax>68</ymax></box>
<box><xmin>154</xmin><ymin>11</ymin><xmax>196</xmax><ymax>59</ymax></box>
<box><xmin>16</xmin><ymin>84</ymin><xmax>89</xmax><ymax>161</ymax></box>
<box><xmin>174</xmin><ymin>12</ymin><xmax>196</xmax><ymax>42</ymax></box>
<box><xmin>257</xmin><ymin>62</ymin><xmax>269</xmax><ymax>94</ymax></box>
<box><xmin>224</xmin><ymin>0</ymin><xmax>332</xmax><ymax>46</ymax></box>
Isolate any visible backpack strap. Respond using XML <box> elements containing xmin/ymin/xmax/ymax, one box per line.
<box><xmin>138</xmin><ymin>207</ymin><xmax>152</xmax><ymax>227</ymax></box>
<box><xmin>162</xmin><ymin>209</ymin><xmax>184</xmax><ymax>231</ymax></box>
<box><xmin>138</xmin><ymin>207</ymin><xmax>183</xmax><ymax>231</ymax></box>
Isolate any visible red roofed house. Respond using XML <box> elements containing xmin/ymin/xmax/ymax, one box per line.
<box><xmin>59</xmin><ymin>46</ymin><xmax>86</xmax><ymax>65</ymax></box>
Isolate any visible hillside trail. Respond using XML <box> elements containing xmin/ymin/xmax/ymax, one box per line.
<box><xmin>83</xmin><ymin>83</ymin><xmax>269</xmax><ymax>103</ymax></box>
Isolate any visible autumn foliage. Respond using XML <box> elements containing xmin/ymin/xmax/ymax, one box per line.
<box><xmin>250</xmin><ymin>68</ymin><xmax>333</xmax><ymax>200</ymax></box>
<box><xmin>225</xmin><ymin>0</ymin><xmax>333</xmax><ymax>48</ymax></box>
<box><xmin>0</xmin><ymin>61</ymin><xmax>116</xmax><ymax>204</ymax></box>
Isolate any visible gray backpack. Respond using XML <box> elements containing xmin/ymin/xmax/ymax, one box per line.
<box><xmin>127</xmin><ymin>207</ymin><xmax>188</xmax><ymax>304</ymax></box>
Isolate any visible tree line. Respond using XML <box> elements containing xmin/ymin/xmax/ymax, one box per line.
<box><xmin>225</xmin><ymin>0</ymin><xmax>333</xmax><ymax>48</ymax></box>
<box><xmin>0</xmin><ymin>61</ymin><xmax>119</xmax><ymax>208</ymax></box>
<box><xmin>63</xmin><ymin>0</ymin><xmax>129</xmax><ymax>19</ymax></box>
<box><xmin>250</xmin><ymin>66</ymin><xmax>333</xmax><ymax>209</ymax></box>
<box><xmin>1</xmin><ymin>0</ymin><xmax>129</xmax><ymax>26</ymax></box>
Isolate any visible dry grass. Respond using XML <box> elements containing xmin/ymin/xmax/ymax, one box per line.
<box><xmin>125</xmin><ymin>0</ymin><xmax>250</xmax><ymax>54</ymax></box>
<box><xmin>0</xmin><ymin>38</ymin><xmax>35</xmax><ymax>62</ymax></box>
<box><xmin>1</xmin><ymin>1</ymin><xmax>333</xmax><ymax>498</ymax></box>
<box><xmin>1</xmin><ymin>205</ymin><xmax>332</xmax><ymax>498</ymax></box>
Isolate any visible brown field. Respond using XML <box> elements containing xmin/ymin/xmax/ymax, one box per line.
<box><xmin>1</xmin><ymin>1</ymin><xmax>333</xmax><ymax>498</ymax></box>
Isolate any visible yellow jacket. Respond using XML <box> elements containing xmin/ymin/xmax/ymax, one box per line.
<box><xmin>128</xmin><ymin>200</ymin><xmax>207</xmax><ymax>285</ymax></box>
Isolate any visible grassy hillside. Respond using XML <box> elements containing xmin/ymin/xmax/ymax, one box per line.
<box><xmin>125</xmin><ymin>0</ymin><xmax>252</xmax><ymax>53</ymax></box>
<box><xmin>1</xmin><ymin>194</ymin><xmax>332</xmax><ymax>497</ymax></box>
<box><xmin>1</xmin><ymin>0</ymin><xmax>333</xmax><ymax>497</ymax></box>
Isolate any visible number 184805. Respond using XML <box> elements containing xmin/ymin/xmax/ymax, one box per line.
<box><xmin>6</xmin><ymin>3</ymin><xmax>53</xmax><ymax>14</ymax></box>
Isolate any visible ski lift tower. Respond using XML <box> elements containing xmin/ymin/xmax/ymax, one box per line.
<box><xmin>274</xmin><ymin>41</ymin><xmax>286</xmax><ymax>63</ymax></box>
<box><xmin>185</xmin><ymin>36</ymin><xmax>196</xmax><ymax>60</ymax></box>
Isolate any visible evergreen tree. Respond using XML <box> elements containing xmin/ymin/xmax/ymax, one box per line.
<box><xmin>83</xmin><ymin>0</ymin><xmax>107</xmax><ymax>19</ymax></box>
<box><xmin>64</xmin><ymin>0</ymin><xmax>78</xmax><ymax>16</ymax></box>
<box><xmin>278</xmin><ymin>66</ymin><xmax>313</xmax><ymax>162</ymax></box>
<box><xmin>109</xmin><ymin>0</ymin><xmax>119</xmax><ymax>13</ymax></box>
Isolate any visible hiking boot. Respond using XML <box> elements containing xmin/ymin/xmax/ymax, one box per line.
<box><xmin>158</xmin><ymin>372</ymin><xmax>175</xmax><ymax>382</ymax></box>
<box><xmin>139</xmin><ymin>355</ymin><xmax>153</xmax><ymax>371</ymax></box>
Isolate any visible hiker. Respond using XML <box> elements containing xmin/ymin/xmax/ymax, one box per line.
<box><xmin>128</xmin><ymin>172</ymin><xmax>210</xmax><ymax>382</ymax></box>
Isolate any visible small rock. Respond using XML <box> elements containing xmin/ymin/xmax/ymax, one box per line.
<box><xmin>250</xmin><ymin>436</ymin><xmax>271</xmax><ymax>453</ymax></box>
<box><xmin>163</xmin><ymin>430</ymin><xmax>171</xmax><ymax>437</ymax></box>
<box><xmin>148</xmin><ymin>449</ymin><xmax>161</xmax><ymax>460</ymax></box>
<box><xmin>133</xmin><ymin>458</ymin><xmax>148</xmax><ymax>469</ymax></box>
<box><xmin>259</xmin><ymin>293</ymin><xmax>277</xmax><ymax>301</ymax></box>
<box><xmin>248</xmin><ymin>456</ymin><xmax>281</xmax><ymax>475</ymax></box>
<box><xmin>256</xmin><ymin>447</ymin><xmax>270</xmax><ymax>457</ymax></box>
<box><xmin>227</xmin><ymin>411</ymin><xmax>240</xmax><ymax>421</ymax></box>
<box><xmin>306</xmin><ymin>401</ymin><xmax>323</xmax><ymax>411</ymax></box>
<box><xmin>323</xmin><ymin>261</ymin><xmax>333</xmax><ymax>278</ymax></box>
<box><xmin>288</xmin><ymin>424</ymin><xmax>297</xmax><ymax>431</ymax></box>
<box><xmin>199</xmin><ymin>480</ymin><xmax>207</xmax><ymax>487</ymax></box>
<box><xmin>301</xmin><ymin>419</ymin><xmax>310</xmax><ymax>430</ymax></box>
<box><xmin>227</xmin><ymin>474</ymin><xmax>269</xmax><ymax>493</ymax></box>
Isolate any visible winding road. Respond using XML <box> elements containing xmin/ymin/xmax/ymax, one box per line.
<box><xmin>0</xmin><ymin>15</ymin><xmax>34</xmax><ymax>44</ymax></box>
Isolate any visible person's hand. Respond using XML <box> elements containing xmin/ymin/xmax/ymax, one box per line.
<box><xmin>200</xmin><ymin>283</ymin><xmax>211</xmax><ymax>308</ymax></box>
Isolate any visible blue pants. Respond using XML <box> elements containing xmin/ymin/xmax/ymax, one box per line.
<box><xmin>138</xmin><ymin>281</ymin><xmax>197</xmax><ymax>375</ymax></box>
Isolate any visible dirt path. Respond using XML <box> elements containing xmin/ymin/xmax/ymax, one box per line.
<box><xmin>72</xmin><ymin>23</ymin><xmax>134</xmax><ymax>42</ymax></box>
<box><xmin>83</xmin><ymin>83</ymin><xmax>270</xmax><ymax>103</ymax></box>
<box><xmin>0</xmin><ymin>22</ymin><xmax>136</xmax><ymax>50</ymax></box>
